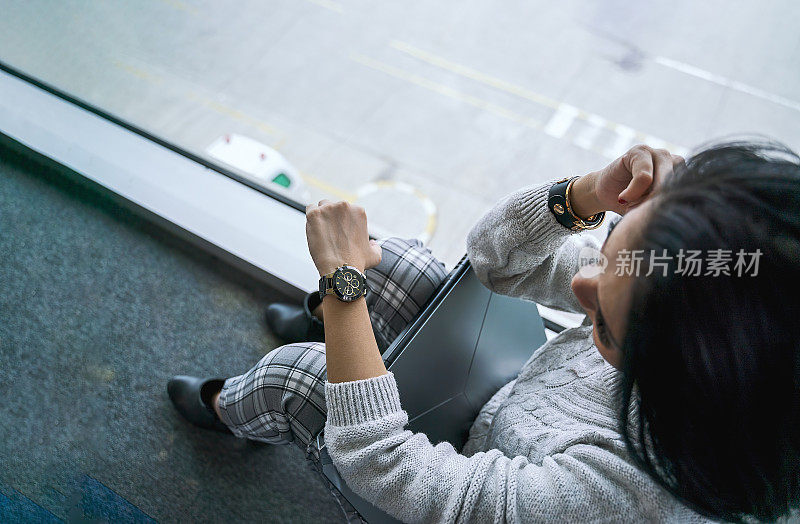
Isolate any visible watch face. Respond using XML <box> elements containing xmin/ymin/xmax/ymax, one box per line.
<box><xmin>334</xmin><ymin>267</ymin><xmax>365</xmax><ymax>302</ymax></box>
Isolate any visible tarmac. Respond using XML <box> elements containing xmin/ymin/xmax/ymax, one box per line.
<box><xmin>2</xmin><ymin>0</ymin><xmax>798</xmax><ymax>267</ymax></box>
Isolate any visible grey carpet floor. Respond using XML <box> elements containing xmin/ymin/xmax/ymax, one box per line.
<box><xmin>0</xmin><ymin>146</ymin><xmax>342</xmax><ymax>522</ymax></box>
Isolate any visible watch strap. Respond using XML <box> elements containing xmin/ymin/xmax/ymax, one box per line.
<box><xmin>548</xmin><ymin>177</ymin><xmax>605</xmax><ymax>231</ymax></box>
<box><xmin>319</xmin><ymin>272</ymin><xmax>336</xmax><ymax>301</ymax></box>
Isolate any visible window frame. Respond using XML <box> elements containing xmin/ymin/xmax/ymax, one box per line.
<box><xmin>0</xmin><ymin>61</ymin><xmax>318</xmax><ymax>300</ymax></box>
<box><xmin>0</xmin><ymin>60</ymin><xmax>572</xmax><ymax>333</ymax></box>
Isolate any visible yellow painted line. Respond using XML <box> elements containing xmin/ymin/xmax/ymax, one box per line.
<box><xmin>272</xmin><ymin>137</ymin><xmax>288</xmax><ymax>150</ymax></box>
<box><xmin>204</xmin><ymin>100</ymin><xmax>283</xmax><ymax>137</ymax></box>
<box><xmin>390</xmin><ymin>40</ymin><xmax>688</xmax><ymax>155</ymax></box>
<box><xmin>111</xmin><ymin>57</ymin><xmax>384</xmax><ymax>205</ymax></box>
<box><xmin>391</xmin><ymin>40</ymin><xmax>560</xmax><ymax>110</ymax></box>
<box><xmin>350</xmin><ymin>54</ymin><xmax>542</xmax><ymax>129</ymax></box>
<box><xmin>185</xmin><ymin>92</ymin><xmax>284</xmax><ymax>137</ymax></box>
<box><xmin>305</xmin><ymin>0</ymin><xmax>344</xmax><ymax>13</ymax></box>
<box><xmin>355</xmin><ymin>180</ymin><xmax>438</xmax><ymax>242</ymax></box>
<box><xmin>112</xmin><ymin>59</ymin><xmax>283</xmax><ymax>138</ymax></box>
<box><xmin>187</xmin><ymin>92</ymin><xmax>363</xmax><ymax>200</ymax></box>
<box><xmin>112</xmin><ymin>59</ymin><xmax>163</xmax><ymax>84</ymax></box>
<box><xmin>424</xmin><ymin>213</ymin><xmax>437</xmax><ymax>239</ymax></box>
<box><xmin>417</xmin><ymin>185</ymin><xmax>438</xmax><ymax>240</ymax></box>
<box><xmin>392</xmin><ymin>40</ymin><xmax>620</xmax><ymax>132</ymax></box>
<box><xmin>300</xmin><ymin>172</ymin><xmax>357</xmax><ymax>201</ymax></box>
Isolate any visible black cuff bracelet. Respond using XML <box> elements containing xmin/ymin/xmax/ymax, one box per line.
<box><xmin>547</xmin><ymin>177</ymin><xmax>605</xmax><ymax>231</ymax></box>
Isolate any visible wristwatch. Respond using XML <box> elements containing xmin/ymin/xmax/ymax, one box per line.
<box><xmin>318</xmin><ymin>265</ymin><xmax>369</xmax><ymax>303</ymax></box>
<box><xmin>547</xmin><ymin>176</ymin><xmax>605</xmax><ymax>231</ymax></box>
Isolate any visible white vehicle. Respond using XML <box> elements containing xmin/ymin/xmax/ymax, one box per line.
<box><xmin>206</xmin><ymin>134</ymin><xmax>310</xmax><ymax>204</ymax></box>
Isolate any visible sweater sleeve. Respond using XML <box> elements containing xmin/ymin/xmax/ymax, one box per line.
<box><xmin>465</xmin><ymin>181</ymin><xmax>601</xmax><ymax>314</ymax></box>
<box><xmin>324</xmin><ymin>372</ymin><xmax>669</xmax><ymax>524</ymax></box>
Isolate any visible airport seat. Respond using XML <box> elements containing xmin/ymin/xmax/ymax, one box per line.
<box><xmin>311</xmin><ymin>256</ymin><xmax>549</xmax><ymax>523</ymax></box>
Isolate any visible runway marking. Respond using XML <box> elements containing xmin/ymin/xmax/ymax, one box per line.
<box><xmin>108</xmin><ymin>46</ymin><xmax>701</xmax><ymax>246</ymax></box>
<box><xmin>304</xmin><ymin>0</ymin><xmax>344</xmax><ymax>13</ymax></box>
<box><xmin>299</xmin><ymin>172</ymin><xmax>357</xmax><ymax>201</ymax></box>
<box><xmin>573</xmin><ymin>114</ymin><xmax>605</xmax><ymax>150</ymax></box>
<box><xmin>350</xmin><ymin>54</ymin><xmax>542</xmax><ymax>129</ymax></box>
<box><xmin>605</xmin><ymin>124</ymin><xmax>635</xmax><ymax>159</ymax></box>
<box><xmin>111</xmin><ymin>58</ymin><xmax>284</xmax><ymax>138</ymax></box>
<box><xmin>183</xmin><ymin>93</ymin><xmax>284</xmax><ymax>138</ymax></box>
<box><xmin>390</xmin><ymin>40</ymin><xmax>560</xmax><ymax>109</ymax></box>
<box><xmin>112</xmin><ymin>60</ymin><xmax>163</xmax><ymax>84</ymax></box>
<box><xmin>357</xmin><ymin>51</ymin><xmax>688</xmax><ymax>159</ymax></box>
<box><xmin>655</xmin><ymin>56</ymin><xmax>800</xmax><ymax>113</ymax></box>
<box><xmin>355</xmin><ymin>180</ymin><xmax>438</xmax><ymax>243</ymax></box>
<box><xmin>110</xmin><ymin>56</ymin><xmax>417</xmax><ymax>232</ymax></box>
<box><xmin>389</xmin><ymin>41</ymin><xmax>689</xmax><ymax>158</ymax></box>
<box><xmin>543</xmin><ymin>104</ymin><xmax>579</xmax><ymax>139</ymax></box>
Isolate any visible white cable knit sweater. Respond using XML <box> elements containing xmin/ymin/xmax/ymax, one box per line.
<box><xmin>323</xmin><ymin>182</ymin><xmax>711</xmax><ymax>523</ymax></box>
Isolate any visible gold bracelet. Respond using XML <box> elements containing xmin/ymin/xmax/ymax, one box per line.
<box><xmin>565</xmin><ymin>177</ymin><xmax>605</xmax><ymax>230</ymax></box>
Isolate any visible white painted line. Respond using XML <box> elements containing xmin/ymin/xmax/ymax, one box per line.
<box><xmin>586</xmin><ymin>113</ymin><xmax>607</xmax><ymax>127</ymax></box>
<box><xmin>355</xmin><ymin>180</ymin><xmax>438</xmax><ymax>243</ymax></box>
<box><xmin>655</xmin><ymin>56</ymin><xmax>800</xmax><ymax>113</ymax></box>
<box><xmin>422</xmin><ymin>198</ymin><xmax>437</xmax><ymax>215</ymax></box>
<box><xmin>605</xmin><ymin>124</ymin><xmax>635</xmax><ymax>159</ymax></box>
<box><xmin>543</xmin><ymin>104</ymin><xmax>579</xmax><ymax>139</ymax></box>
<box><xmin>358</xmin><ymin>49</ymin><xmax>691</xmax><ymax>161</ymax></box>
<box><xmin>573</xmin><ymin>113</ymin><xmax>606</xmax><ymax>150</ymax></box>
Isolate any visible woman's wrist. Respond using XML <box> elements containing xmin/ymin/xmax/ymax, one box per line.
<box><xmin>570</xmin><ymin>173</ymin><xmax>605</xmax><ymax>219</ymax></box>
<box><xmin>318</xmin><ymin>261</ymin><xmax>366</xmax><ymax>277</ymax></box>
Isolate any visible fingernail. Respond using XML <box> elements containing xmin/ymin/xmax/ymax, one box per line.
<box><xmin>618</xmin><ymin>198</ymin><xmax>628</xmax><ymax>205</ymax></box>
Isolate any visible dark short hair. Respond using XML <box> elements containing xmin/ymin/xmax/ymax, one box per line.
<box><xmin>619</xmin><ymin>139</ymin><xmax>800</xmax><ymax>521</ymax></box>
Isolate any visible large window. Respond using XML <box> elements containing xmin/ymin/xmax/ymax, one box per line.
<box><xmin>2</xmin><ymin>1</ymin><xmax>798</xmax><ymax>267</ymax></box>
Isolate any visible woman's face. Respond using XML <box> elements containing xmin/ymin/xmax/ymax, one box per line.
<box><xmin>571</xmin><ymin>201</ymin><xmax>653</xmax><ymax>368</ymax></box>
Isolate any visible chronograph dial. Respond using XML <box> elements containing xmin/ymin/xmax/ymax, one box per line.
<box><xmin>319</xmin><ymin>265</ymin><xmax>369</xmax><ymax>302</ymax></box>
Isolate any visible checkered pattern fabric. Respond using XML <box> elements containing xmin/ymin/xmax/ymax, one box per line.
<box><xmin>216</xmin><ymin>238</ymin><xmax>447</xmax><ymax>521</ymax></box>
<box><xmin>367</xmin><ymin>237</ymin><xmax>449</xmax><ymax>353</ymax></box>
<box><xmin>216</xmin><ymin>236</ymin><xmax>447</xmax><ymax>444</ymax></box>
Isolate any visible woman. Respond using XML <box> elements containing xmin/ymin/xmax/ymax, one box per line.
<box><xmin>168</xmin><ymin>140</ymin><xmax>800</xmax><ymax>522</ymax></box>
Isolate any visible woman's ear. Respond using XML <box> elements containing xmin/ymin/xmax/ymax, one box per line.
<box><xmin>571</xmin><ymin>272</ymin><xmax>598</xmax><ymax>314</ymax></box>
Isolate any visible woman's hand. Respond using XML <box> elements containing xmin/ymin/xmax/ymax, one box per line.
<box><xmin>571</xmin><ymin>145</ymin><xmax>684</xmax><ymax>217</ymax></box>
<box><xmin>305</xmin><ymin>199</ymin><xmax>382</xmax><ymax>277</ymax></box>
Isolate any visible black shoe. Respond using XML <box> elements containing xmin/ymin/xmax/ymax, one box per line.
<box><xmin>265</xmin><ymin>291</ymin><xmax>325</xmax><ymax>343</ymax></box>
<box><xmin>167</xmin><ymin>375</ymin><xmax>232</xmax><ymax>434</ymax></box>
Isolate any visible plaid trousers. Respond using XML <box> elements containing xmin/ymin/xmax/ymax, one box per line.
<box><xmin>216</xmin><ymin>237</ymin><xmax>448</xmax><ymax>520</ymax></box>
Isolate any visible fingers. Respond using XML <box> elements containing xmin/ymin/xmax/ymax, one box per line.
<box><xmin>367</xmin><ymin>241</ymin><xmax>383</xmax><ymax>269</ymax></box>
<box><xmin>619</xmin><ymin>146</ymin><xmax>678</xmax><ymax>204</ymax></box>
<box><xmin>305</xmin><ymin>199</ymin><xmax>370</xmax><ymax>233</ymax></box>
<box><xmin>305</xmin><ymin>199</ymin><xmax>333</xmax><ymax>214</ymax></box>
<box><xmin>651</xmin><ymin>150</ymin><xmax>675</xmax><ymax>189</ymax></box>
<box><xmin>305</xmin><ymin>198</ymin><xmax>377</xmax><ymax>273</ymax></box>
<box><xmin>619</xmin><ymin>147</ymin><xmax>654</xmax><ymax>202</ymax></box>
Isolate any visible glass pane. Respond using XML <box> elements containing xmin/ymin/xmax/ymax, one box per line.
<box><xmin>2</xmin><ymin>1</ymin><xmax>798</xmax><ymax>267</ymax></box>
